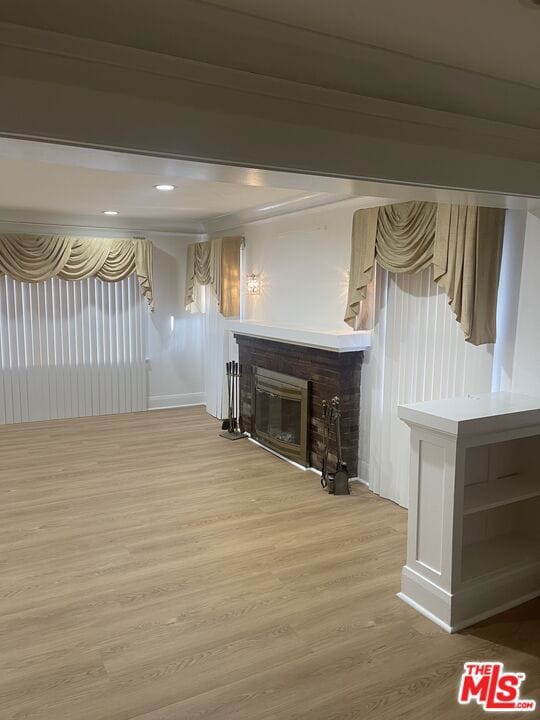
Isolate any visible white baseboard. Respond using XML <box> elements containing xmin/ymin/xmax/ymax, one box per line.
<box><xmin>247</xmin><ymin>437</ymin><xmax>368</xmax><ymax>482</ymax></box>
<box><xmin>359</xmin><ymin>458</ymin><xmax>370</xmax><ymax>484</ymax></box>
<box><xmin>400</xmin><ymin>562</ymin><xmax>540</xmax><ymax>633</ymax></box>
<box><xmin>148</xmin><ymin>392</ymin><xmax>206</xmax><ymax>410</ymax></box>
<box><xmin>397</xmin><ymin>592</ymin><xmax>453</xmax><ymax>634</ymax></box>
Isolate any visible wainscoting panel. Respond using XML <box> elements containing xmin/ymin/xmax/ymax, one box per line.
<box><xmin>0</xmin><ymin>274</ymin><xmax>147</xmax><ymax>423</ymax></box>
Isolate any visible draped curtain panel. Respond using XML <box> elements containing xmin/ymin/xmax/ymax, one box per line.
<box><xmin>185</xmin><ymin>239</ymin><xmax>221</xmax><ymax>306</ymax></box>
<box><xmin>0</xmin><ymin>235</ymin><xmax>154</xmax><ymax>309</ymax></box>
<box><xmin>345</xmin><ymin>202</ymin><xmax>505</xmax><ymax>345</ymax></box>
<box><xmin>185</xmin><ymin>236</ymin><xmax>244</xmax><ymax>317</ymax></box>
<box><xmin>219</xmin><ymin>236</ymin><xmax>243</xmax><ymax>317</ymax></box>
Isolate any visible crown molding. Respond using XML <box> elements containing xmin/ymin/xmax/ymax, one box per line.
<box><xmin>203</xmin><ymin>193</ymin><xmax>351</xmax><ymax>234</ymax></box>
<box><xmin>204</xmin><ymin>195</ymin><xmax>399</xmax><ymax>235</ymax></box>
<box><xmin>0</xmin><ymin>215</ymin><xmax>206</xmax><ymax>240</ymax></box>
<box><xmin>0</xmin><ymin>197</ymin><xmax>366</xmax><ymax>240</ymax></box>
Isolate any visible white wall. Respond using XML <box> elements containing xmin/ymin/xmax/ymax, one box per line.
<box><xmin>147</xmin><ymin>236</ymin><xmax>205</xmax><ymax>409</ymax></box>
<box><xmin>492</xmin><ymin>210</ymin><xmax>527</xmax><ymax>393</ymax></box>
<box><xmin>236</xmin><ymin>200</ymin><xmax>385</xmax><ymax>331</ymax></box>
<box><xmin>510</xmin><ymin>213</ymin><xmax>540</xmax><ymax>398</ymax></box>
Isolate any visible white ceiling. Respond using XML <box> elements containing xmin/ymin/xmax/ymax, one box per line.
<box><xmin>0</xmin><ymin>155</ymin><xmax>330</xmax><ymax>234</ymax></box>
<box><xmin>0</xmin><ymin>138</ymin><xmax>538</xmax><ymax>237</ymax></box>
<box><xmin>207</xmin><ymin>0</ymin><xmax>540</xmax><ymax>88</ymax></box>
<box><xmin>2</xmin><ymin>0</ymin><xmax>539</xmax><ymax>87</ymax></box>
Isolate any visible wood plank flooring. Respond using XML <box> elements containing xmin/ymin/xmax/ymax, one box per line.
<box><xmin>1</xmin><ymin>406</ymin><xmax>538</xmax><ymax>720</ymax></box>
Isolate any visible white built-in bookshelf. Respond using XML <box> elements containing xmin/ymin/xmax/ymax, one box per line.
<box><xmin>398</xmin><ymin>392</ymin><xmax>540</xmax><ymax>633</ymax></box>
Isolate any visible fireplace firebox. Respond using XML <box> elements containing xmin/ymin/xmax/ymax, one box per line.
<box><xmin>253</xmin><ymin>367</ymin><xmax>310</xmax><ymax>466</ymax></box>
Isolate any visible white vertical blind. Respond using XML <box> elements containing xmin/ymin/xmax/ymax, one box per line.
<box><xmin>359</xmin><ymin>266</ymin><xmax>494</xmax><ymax>507</ymax></box>
<box><xmin>203</xmin><ymin>285</ymin><xmax>239</xmax><ymax>420</ymax></box>
<box><xmin>0</xmin><ymin>274</ymin><xmax>146</xmax><ymax>423</ymax></box>
<box><xmin>203</xmin><ymin>243</ymin><xmax>244</xmax><ymax>419</ymax></box>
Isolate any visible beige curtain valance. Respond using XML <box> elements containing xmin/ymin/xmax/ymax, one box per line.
<box><xmin>345</xmin><ymin>201</ymin><xmax>505</xmax><ymax>345</ymax></box>
<box><xmin>185</xmin><ymin>236</ymin><xmax>244</xmax><ymax>317</ymax></box>
<box><xmin>0</xmin><ymin>235</ymin><xmax>154</xmax><ymax>308</ymax></box>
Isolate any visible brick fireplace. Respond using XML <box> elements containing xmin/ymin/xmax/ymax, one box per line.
<box><xmin>234</xmin><ymin>333</ymin><xmax>364</xmax><ymax>475</ymax></box>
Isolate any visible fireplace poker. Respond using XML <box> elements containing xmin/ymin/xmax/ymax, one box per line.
<box><xmin>219</xmin><ymin>360</ymin><xmax>247</xmax><ymax>441</ymax></box>
<box><xmin>222</xmin><ymin>361</ymin><xmax>232</xmax><ymax>430</ymax></box>
<box><xmin>321</xmin><ymin>399</ymin><xmax>330</xmax><ymax>489</ymax></box>
<box><xmin>331</xmin><ymin>396</ymin><xmax>350</xmax><ymax>495</ymax></box>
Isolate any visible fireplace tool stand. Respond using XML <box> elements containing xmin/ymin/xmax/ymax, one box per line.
<box><xmin>220</xmin><ymin>361</ymin><xmax>247</xmax><ymax>440</ymax></box>
<box><xmin>320</xmin><ymin>396</ymin><xmax>350</xmax><ymax>495</ymax></box>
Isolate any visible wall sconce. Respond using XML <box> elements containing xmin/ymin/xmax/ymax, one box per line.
<box><xmin>247</xmin><ymin>273</ymin><xmax>261</xmax><ymax>295</ymax></box>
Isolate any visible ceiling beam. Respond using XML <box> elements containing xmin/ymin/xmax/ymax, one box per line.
<box><xmin>0</xmin><ymin>22</ymin><xmax>539</xmax><ymax>199</ymax></box>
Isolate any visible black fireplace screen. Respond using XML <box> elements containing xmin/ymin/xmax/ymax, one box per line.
<box><xmin>253</xmin><ymin>367</ymin><xmax>309</xmax><ymax>466</ymax></box>
<box><xmin>255</xmin><ymin>390</ymin><xmax>301</xmax><ymax>446</ymax></box>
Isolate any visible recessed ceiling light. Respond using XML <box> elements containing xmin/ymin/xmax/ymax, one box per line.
<box><xmin>102</xmin><ymin>210</ymin><xmax>119</xmax><ymax>215</ymax></box>
<box><xmin>154</xmin><ymin>184</ymin><xmax>176</xmax><ymax>191</ymax></box>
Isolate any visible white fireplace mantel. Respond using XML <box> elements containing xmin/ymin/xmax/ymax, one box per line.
<box><xmin>228</xmin><ymin>320</ymin><xmax>371</xmax><ymax>353</ymax></box>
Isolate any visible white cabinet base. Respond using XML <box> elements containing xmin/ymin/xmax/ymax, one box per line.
<box><xmin>399</xmin><ymin>562</ymin><xmax>540</xmax><ymax>633</ymax></box>
<box><xmin>399</xmin><ymin>565</ymin><xmax>454</xmax><ymax>632</ymax></box>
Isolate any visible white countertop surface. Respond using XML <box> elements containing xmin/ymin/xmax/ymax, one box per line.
<box><xmin>229</xmin><ymin>320</ymin><xmax>371</xmax><ymax>352</ymax></box>
<box><xmin>398</xmin><ymin>392</ymin><xmax>540</xmax><ymax>436</ymax></box>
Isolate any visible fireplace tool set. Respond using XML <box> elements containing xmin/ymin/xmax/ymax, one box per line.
<box><xmin>320</xmin><ymin>396</ymin><xmax>350</xmax><ymax>495</ymax></box>
<box><xmin>220</xmin><ymin>361</ymin><xmax>246</xmax><ymax>440</ymax></box>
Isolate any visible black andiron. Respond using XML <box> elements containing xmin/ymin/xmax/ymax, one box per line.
<box><xmin>320</xmin><ymin>396</ymin><xmax>350</xmax><ymax>495</ymax></box>
<box><xmin>220</xmin><ymin>361</ymin><xmax>246</xmax><ymax>440</ymax></box>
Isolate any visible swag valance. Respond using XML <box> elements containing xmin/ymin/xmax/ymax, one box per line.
<box><xmin>0</xmin><ymin>235</ymin><xmax>154</xmax><ymax>308</ymax></box>
<box><xmin>345</xmin><ymin>202</ymin><xmax>506</xmax><ymax>345</ymax></box>
<box><xmin>185</xmin><ymin>236</ymin><xmax>244</xmax><ymax>317</ymax></box>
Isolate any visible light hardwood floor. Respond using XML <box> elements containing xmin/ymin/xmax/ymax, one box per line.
<box><xmin>1</xmin><ymin>407</ymin><xmax>538</xmax><ymax>720</ymax></box>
